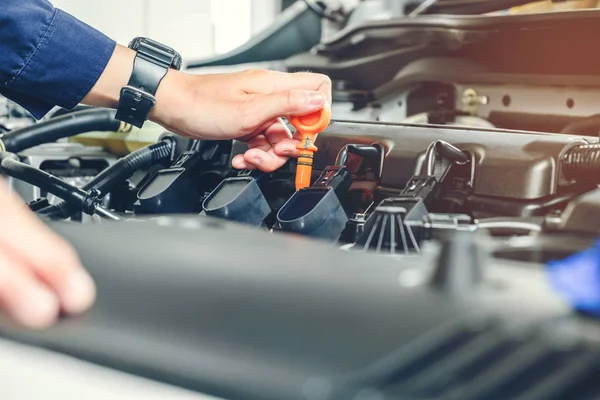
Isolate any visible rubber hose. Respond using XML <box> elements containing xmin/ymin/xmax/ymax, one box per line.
<box><xmin>38</xmin><ymin>139</ymin><xmax>173</xmax><ymax>219</ymax></box>
<box><xmin>562</xmin><ymin>143</ymin><xmax>600</xmax><ymax>181</ymax></box>
<box><xmin>81</xmin><ymin>140</ymin><xmax>171</xmax><ymax>196</ymax></box>
<box><xmin>0</xmin><ymin>152</ymin><xmax>120</xmax><ymax>220</ymax></box>
<box><xmin>0</xmin><ymin>108</ymin><xmax>122</xmax><ymax>153</ymax></box>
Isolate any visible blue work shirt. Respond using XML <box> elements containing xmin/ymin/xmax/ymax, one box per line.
<box><xmin>0</xmin><ymin>0</ymin><xmax>116</xmax><ymax>119</ymax></box>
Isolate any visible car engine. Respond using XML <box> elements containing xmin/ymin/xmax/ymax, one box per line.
<box><xmin>3</xmin><ymin>2</ymin><xmax>600</xmax><ymax>399</ymax></box>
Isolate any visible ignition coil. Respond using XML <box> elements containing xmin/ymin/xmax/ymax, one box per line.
<box><xmin>135</xmin><ymin>141</ymin><xmax>230</xmax><ymax>214</ymax></box>
<box><xmin>353</xmin><ymin>140</ymin><xmax>475</xmax><ymax>254</ymax></box>
<box><xmin>275</xmin><ymin>143</ymin><xmax>384</xmax><ymax>241</ymax></box>
<box><xmin>276</xmin><ymin>164</ymin><xmax>351</xmax><ymax>240</ymax></box>
<box><xmin>202</xmin><ymin>170</ymin><xmax>271</xmax><ymax>227</ymax></box>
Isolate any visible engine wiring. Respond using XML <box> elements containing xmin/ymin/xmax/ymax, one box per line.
<box><xmin>0</xmin><ymin>151</ymin><xmax>121</xmax><ymax>221</ymax></box>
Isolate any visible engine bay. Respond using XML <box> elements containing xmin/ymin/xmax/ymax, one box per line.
<box><xmin>4</xmin><ymin>2</ymin><xmax>600</xmax><ymax>399</ymax></box>
<box><xmin>4</xmin><ymin>99</ymin><xmax>600</xmax><ymax>260</ymax></box>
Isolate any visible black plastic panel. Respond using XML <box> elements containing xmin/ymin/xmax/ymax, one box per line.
<box><xmin>314</xmin><ymin>121</ymin><xmax>588</xmax><ymax>200</ymax></box>
<box><xmin>287</xmin><ymin>10</ymin><xmax>600</xmax><ymax>93</ymax></box>
<box><xmin>0</xmin><ymin>218</ymin><xmax>597</xmax><ymax>400</ymax></box>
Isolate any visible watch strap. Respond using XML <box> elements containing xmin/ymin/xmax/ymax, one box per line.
<box><xmin>115</xmin><ymin>38</ymin><xmax>181</xmax><ymax>128</ymax></box>
<box><xmin>115</xmin><ymin>86</ymin><xmax>157</xmax><ymax>129</ymax></box>
<box><xmin>127</xmin><ymin>55</ymin><xmax>169</xmax><ymax>96</ymax></box>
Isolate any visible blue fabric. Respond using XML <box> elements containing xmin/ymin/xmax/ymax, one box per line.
<box><xmin>0</xmin><ymin>0</ymin><xmax>116</xmax><ymax>119</ymax></box>
<box><xmin>547</xmin><ymin>238</ymin><xmax>600</xmax><ymax>315</ymax></box>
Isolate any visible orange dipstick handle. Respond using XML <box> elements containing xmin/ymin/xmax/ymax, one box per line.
<box><xmin>289</xmin><ymin>102</ymin><xmax>332</xmax><ymax>191</ymax></box>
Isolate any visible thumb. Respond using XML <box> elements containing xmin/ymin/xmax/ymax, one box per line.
<box><xmin>253</xmin><ymin>90</ymin><xmax>326</xmax><ymax>123</ymax></box>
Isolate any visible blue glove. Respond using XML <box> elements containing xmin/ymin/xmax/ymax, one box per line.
<box><xmin>547</xmin><ymin>238</ymin><xmax>600</xmax><ymax>316</ymax></box>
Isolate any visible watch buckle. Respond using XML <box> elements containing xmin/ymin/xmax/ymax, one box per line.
<box><xmin>114</xmin><ymin>86</ymin><xmax>157</xmax><ymax>128</ymax></box>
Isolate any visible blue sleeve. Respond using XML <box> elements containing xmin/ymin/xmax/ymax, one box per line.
<box><xmin>0</xmin><ymin>0</ymin><xmax>116</xmax><ymax>119</ymax></box>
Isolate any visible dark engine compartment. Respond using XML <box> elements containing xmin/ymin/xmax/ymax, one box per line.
<box><xmin>2</xmin><ymin>112</ymin><xmax>600</xmax><ymax>399</ymax></box>
<box><xmin>4</xmin><ymin>3</ymin><xmax>600</xmax><ymax>399</ymax></box>
<box><xmin>8</xmin><ymin>114</ymin><xmax>598</xmax><ymax>254</ymax></box>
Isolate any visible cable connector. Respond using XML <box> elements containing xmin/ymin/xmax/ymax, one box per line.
<box><xmin>81</xmin><ymin>189</ymin><xmax>102</xmax><ymax>215</ymax></box>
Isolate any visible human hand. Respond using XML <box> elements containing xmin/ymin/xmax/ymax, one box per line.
<box><xmin>152</xmin><ymin>69</ymin><xmax>332</xmax><ymax>172</ymax></box>
<box><xmin>0</xmin><ymin>179</ymin><xmax>95</xmax><ymax>328</ymax></box>
<box><xmin>82</xmin><ymin>46</ymin><xmax>331</xmax><ymax>172</ymax></box>
<box><xmin>83</xmin><ymin>45</ymin><xmax>332</xmax><ymax>173</ymax></box>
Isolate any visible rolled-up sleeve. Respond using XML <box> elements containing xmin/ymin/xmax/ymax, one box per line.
<box><xmin>0</xmin><ymin>0</ymin><xmax>116</xmax><ymax>119</ymax></box>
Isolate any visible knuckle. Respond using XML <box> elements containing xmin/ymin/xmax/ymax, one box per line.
<box><xmin>295</xmin><ymin>71</ymin><xmax>331</xmax><ymax>86</ymax></box>
<box><xmin>320</xmin><ymin>74</ymin><xmax>332</xmax><ymax>87</ymax></box>
<box><xmin>279</xmin><ymin>91</ymin><xmax>294</xmax><ymax>110</ymax></box>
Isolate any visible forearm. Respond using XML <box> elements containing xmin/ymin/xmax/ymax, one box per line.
<box><xmin>80</xmin><ymin>45</ymin><xmax>134</xmax><ymax>109</ymax></box>
<box><xmin>0</xmin><ymin>0</ymin><xmax>116</xmax><ymax>119</ymax></box>
<box><xmin>80</xmin><ymin>44</ymin><xmax>187</xmax><ymax>130</ymax></box>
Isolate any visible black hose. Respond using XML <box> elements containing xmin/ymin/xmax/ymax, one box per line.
<box><xmin>0</xmin><ymin>152</ymin><xmax>120</xmax><ymax>221</ymax></box>
<box><xmin>562</xmin><ymin>143</ymin><xmax>600</xmax><ymax>182</ymax></box>
<box><xmin>82</xmin><ymin>139</ymin><xmax>172</xmax><ymax>197</ymax></box>
<box><xmin>38</xmin><ymin>139</ymin><xmax>174</xmax><ymax>219</ymax></box>
<box><xmin>0</xmin><ymin>108</ymin><xmax>123</xmax><ymax>153</ymax></box>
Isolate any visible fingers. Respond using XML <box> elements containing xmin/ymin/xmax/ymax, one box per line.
<box><xmin>273</xmin><ymin>139</ymin><xmax>300</xmax><ymax>158</ymax></box>
<box><xmin>232</xmin><ymin>120</ymin><xmax>300</xmax><ymax>172</ymax></box>
<box><xmin>231</xmin><ymin>154</ymin><xmax>256</xmax><ymax>170</ymax></box>
<box><xmin>263</xmin><ymin>118</ymin><xmax>294</xmax><ymax>145</ymax></box>
<box><xmin>244</xmin><ymin>70</ymin><xmax>332</xmax><ymax>104</ymax></box>
<box><xmin>233</xmin><ymin>137</ymin><xmax>299</xmax><ymax>172</ymax></box>
<box><xmin>248</xmin><ymin>90</ymin><xmax>327</xmax><ymax>127</ymax></box>
<box><xmin>0</xmin><ymin>179</ymin><xmax>96</xmax><ymax>317</ymax></box>
<box><xmin>240</xmin><ymin>69</ymin><xmax>332</xmax><ymax>127</ymax></box>
<box><xmin>282</xmin><ymin>72</ymin><xmax>332</xmax><ymax>105</ymax></box>
<box><xmin>270</xmin><ymin>122</ymin><xmax>304</xmax><ymax>158</ymax></box>
<box><xmin>241</xmin><ymin>147</ymin><xmax>292</xmax><ymax>173</ymax></box>
<box><xmin>0</xmin><ymin>249</ymin><xmax>60</xmax><ymax>328</ymax></box>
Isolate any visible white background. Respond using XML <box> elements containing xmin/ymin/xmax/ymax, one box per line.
<box><xmin>50</xmin><ymin>0</ymin><xmax>281</xmax><ymax>61</ymax></box>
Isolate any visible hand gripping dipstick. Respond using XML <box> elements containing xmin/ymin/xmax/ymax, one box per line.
<box><xmin>289</xmin><ymin>102</ymin><xmax>332</xmax><ymax>191</ymax></box>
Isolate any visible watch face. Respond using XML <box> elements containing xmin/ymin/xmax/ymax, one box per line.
<box><xmin>130</xmin><ymin>37</ymin><xmax>183</xmax><ymax>70</ymax></box>
<box><xmin>129</xmin><ymin>37</ymin><xmax>143</xmax><ymax>50</ymax></box>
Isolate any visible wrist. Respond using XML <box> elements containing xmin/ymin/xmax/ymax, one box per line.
<box><xmin>84</xmin><ymin>39</ymin><xmax>184</xmax><ymax>130</ymax></box>
<box><xmin>148</xmin><ymin>69</ymin><xmax>195</xmax><ymax>135</ymax></box>
<box><xmin>82</xmin><ymin>42</ymin><xmax>189</xmax><ymax>134</ymax></box>
<box><xmin>81</xmin><ymin>45</ymin><xmax>135</xmax><ymax>109</ymax></box>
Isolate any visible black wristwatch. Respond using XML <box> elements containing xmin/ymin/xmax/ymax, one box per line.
<box><xmin>115</xmin><ymin>37</ymin><xmax>182</xmax><ymax>128</ymax></box>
